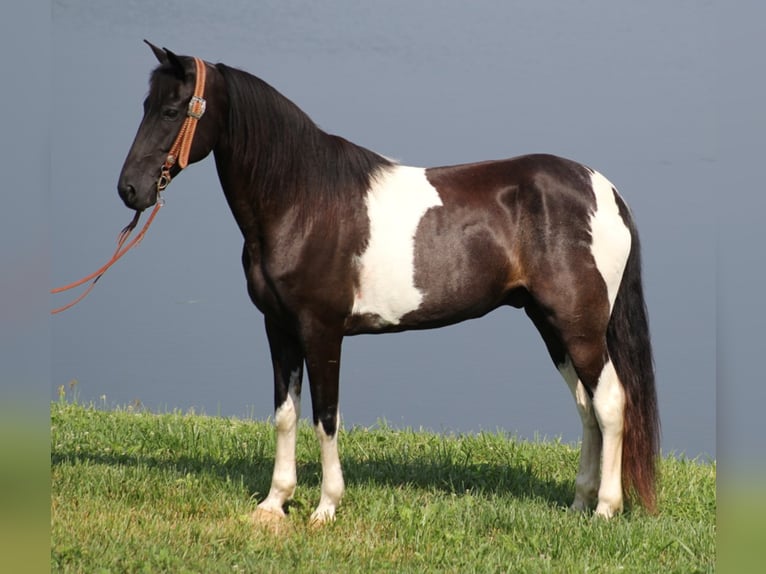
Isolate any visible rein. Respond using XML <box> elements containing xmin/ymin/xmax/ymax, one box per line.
<box><xmin>51</xmin><ymin>57</ymin><xmax>207</xmax><ymax>315</ymax></box>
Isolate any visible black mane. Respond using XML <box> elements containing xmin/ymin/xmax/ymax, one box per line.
<box><xmin>215</xmin><ymin>63</ymin><xmax>392</xmax><ymax>216</ymax></box>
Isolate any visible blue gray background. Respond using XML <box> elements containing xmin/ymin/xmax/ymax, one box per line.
<box><xmin>35</xmin><ymin>0</ymin><xmax>747</xmax><ymax>460</ymax></box>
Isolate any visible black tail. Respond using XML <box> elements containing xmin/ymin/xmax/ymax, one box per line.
<box><xmin>606</xmin><ymin>214</ymin><xmax>660</xmax><ymax>513</ymax></box>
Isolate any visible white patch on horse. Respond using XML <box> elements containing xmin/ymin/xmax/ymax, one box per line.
<box><xmin>257</xmin><ymin>369</ymin><xmax>301</xmax><ymax>516</ymax></box>
<box><xmin>352</xmin><ymin>165</ymin><xmax>443</xmax><ymax>325</ymax></box>
<box><xmin>588</xmin><ymin>171</ymin><xmax>632</xmax><ymax>311</ymax></box>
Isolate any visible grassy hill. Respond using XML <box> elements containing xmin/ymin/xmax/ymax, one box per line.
<box><xmin>51</xmin><ymin>400</ymin><xmax>715</xmax><ymax>573</ymax></box>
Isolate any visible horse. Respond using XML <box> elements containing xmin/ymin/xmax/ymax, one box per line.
<box><xmin>117</xmin><ymin>42</ymin><xmax>659</xmax><ymax>524</ymax></box>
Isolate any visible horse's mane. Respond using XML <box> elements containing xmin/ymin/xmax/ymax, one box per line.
<box><xmin>214</xmin><ymin>63</ymin><xmax>393</xmax><ymax>215</ymax></box>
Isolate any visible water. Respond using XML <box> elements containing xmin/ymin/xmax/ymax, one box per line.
<box><xmin>50</xmin><ymin>0</ymin><xmax>717</xmax><ymax>458</ymax></box>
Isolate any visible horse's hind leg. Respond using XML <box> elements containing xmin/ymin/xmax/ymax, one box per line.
<box><xmin>559</xmin><ymin>319</ymin><xmax>626</xmax><ymax>518</ymax></box>
<box><xmin>525</xmin><ymin>303</ymin><xmax>602</xmax><ymax>511</ymax></box>
<box><xmin>254</xmin><ymin>317</ymin><xmax>305</xmax><ymax>522</ymax></box>
<box><xmin>587</xmin><ymin>357</ymin><xmax>626</xmax><ymax>518</ymax></box>
<box><xmin>557</xmin><ymin>356</ymin><xmax>603</xmax><ymax>511</ymax></box>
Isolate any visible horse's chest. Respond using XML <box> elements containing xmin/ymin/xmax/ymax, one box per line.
<box><xmin>351</xmin><ymin>165</ymin><xmax>442</xmax><ymax>327</ymax></box>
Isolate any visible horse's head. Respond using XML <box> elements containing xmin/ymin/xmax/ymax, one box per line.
<box><xmin>117</xmin><ymin>42</ymin><xmax>223</xmax><ymax>211</ymax></box>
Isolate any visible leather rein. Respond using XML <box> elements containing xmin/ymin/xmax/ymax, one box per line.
<box><xmin>51</xmin><ymin>57</ymin><xmax>207</xmax><ymax>315</ymax></box>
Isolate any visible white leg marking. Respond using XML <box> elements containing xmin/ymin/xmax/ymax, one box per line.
<box><xmin>310</xmin><ymin>415</ymin><xmax>345</xmax><ymax>524</ymax></box>
<box><xmin>558</xmin><ymin>357</ymin><xmax>601</xmax><ymax>511</ymax></box>
<box><xmin>591</xmin><ymin>359</ymin><xmax>626</xmax><ymax>518</ymax></box>
<box><xmin>588</xmin><ymin>171</ymin><xmax>631</xmax><ymax>311</ymax></box>
<box><xmin>257</xmin><ymin>369</ymin><xmax>301</xmax><ymax>517</ymax></box>
<box><xmin>352</xmin><ymin>165</ymin><xmax>443</xmax><ymax>325</ymax></box>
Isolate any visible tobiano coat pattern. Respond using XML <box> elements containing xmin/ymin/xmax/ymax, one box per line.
<box><xmin>118</xmin><ymin>42</ymin><xmax>660</xmax><ymax>525</ymax></box>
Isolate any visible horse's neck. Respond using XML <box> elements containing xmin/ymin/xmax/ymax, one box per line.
<box><xmin>211</xmin><ymin>75</ymin><xmax>391</xmax><ymax>244</ymax></box>
<box><xmin>212</xmin><ymin>148</ymin><xmax>266</xmax><ymax>242</ymax></box>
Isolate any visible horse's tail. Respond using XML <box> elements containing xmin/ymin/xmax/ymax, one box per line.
<box><xmin>607</xmin><ymin>212</ymin><xmax>660</xmax><ymax>513</ymax></box>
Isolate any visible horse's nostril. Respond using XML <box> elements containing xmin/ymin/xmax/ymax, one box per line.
<box><xmin>118</xmin><ymin>183</ymin><xmax>136</xmax><ymax>203</ymax></box>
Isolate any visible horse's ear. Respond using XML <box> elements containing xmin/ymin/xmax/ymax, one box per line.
<box><xmin>164</xmin><ymin>48</ymin><xmax>187</xmax><ymax>80</ymax></box>
<box><xmin>144</xmin><ymin>39</ymin><xmax>167</xmax><ymax>64</ymax></box>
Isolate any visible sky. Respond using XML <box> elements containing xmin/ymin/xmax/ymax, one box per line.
<box><xmin>7</xmin><ymin>1</ymin><xmax>765</xmax><ymax>465</ymax></box>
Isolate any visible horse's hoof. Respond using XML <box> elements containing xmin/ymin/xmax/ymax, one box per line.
<box><xmin>250</xmin><ymin>506</ymin><xmax>286</xmax><ymax>532</ymax></box>
<box><xmin>594</xmin><ymin>501</ymin><xmax>622</xmax><ymax>519</ymax></box>
<box><xmin>569</xmin><ymin>500</ymin><xmax>589</xmax><ymax>513</ymax></box>
<box><xmin>309</xmin><ymin>507</ymin><xmax>336</xmax><ymax>527</ymax></box>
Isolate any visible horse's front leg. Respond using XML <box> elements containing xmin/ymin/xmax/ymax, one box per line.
<box><xmin>253</xmin><ymin>317</ymin><xmax>305</xmax><ymax>522</ymax></box>
<box><xmin>301</xmin><ymin>322</ymin><xmax>345</xmax><ymax>525</ymax></box>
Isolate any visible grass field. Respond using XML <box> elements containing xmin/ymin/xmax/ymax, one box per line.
<box><xmin>51</xmin><ymin>398</ymin><xmax>715</xmax><ymax>573</ymax></box>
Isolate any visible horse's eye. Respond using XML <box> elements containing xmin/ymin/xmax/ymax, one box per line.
<box><xmin>162</xmin><ymin>108</ymin><xmax>180</xmax><ymax>121</ymax></box>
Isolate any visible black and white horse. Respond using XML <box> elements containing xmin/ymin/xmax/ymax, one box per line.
<box><xmin>118</xmin><ymin>43</ymin><xmax>659</xmax><ymax>524</ymax></box>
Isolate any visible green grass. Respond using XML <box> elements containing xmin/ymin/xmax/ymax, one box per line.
<box><xmin>51</xmin><ymin>399</ymin><xmax>715</xmax><ymax>573</ymax></box>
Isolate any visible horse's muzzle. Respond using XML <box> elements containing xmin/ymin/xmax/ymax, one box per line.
<box><xmin>117</xmin><ymin>181</ymin><xmax>155</xmax><ymax>211</ymax></box>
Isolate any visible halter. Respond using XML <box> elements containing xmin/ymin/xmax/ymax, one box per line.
<box><xmin>157</xmin><ymin>56</ymin><xmax>207</xmax><ymax>191</ymax></box>
<box><xmin>51</xmin><ymin>56</ymin><xmax>208</xmax><ymax>314</ymax></box>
